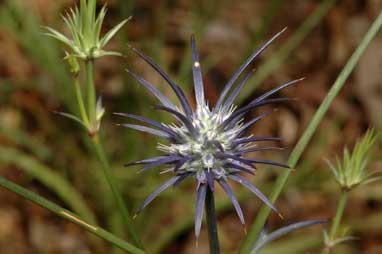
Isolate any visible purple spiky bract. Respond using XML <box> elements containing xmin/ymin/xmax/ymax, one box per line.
<box><xmin>119</xmin><ymin>28</ymin><xmax>303</xmax><ymax>239</ymax></box>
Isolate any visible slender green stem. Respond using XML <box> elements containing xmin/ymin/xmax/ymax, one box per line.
<box><xmin>74</xmin><ymin>74</ymin><xmax>89</xmax><ymax>126</ymax></box>
<box><xmin>240</xmin><ymin>10</ymin><xmax>382</xmax><ymax>254</ymax></box>
<box><xmin>91</xmin><ymin>135</ymin><xmax>143</xmax><ymax>248</ymax></box>
<box><xmin>83</xmin><ymin>56</ymin><xmax>142</xmax><ymax>247</ymax></box>
<box><xmin>206</xmin><ymin>188</ymin><xmax>220</xmax><ymax>254</ymax></box>
<box><xmin>86</xmin><ymin>60</ymin><xmax>96</xmax><ymax>124</ymax></box>
<box><xmin>329</xmin><ymin>191</ymin><xmax>348</xmax><ymax>240</ymax></box>
<box><xmin>321</xmin><ymin>191</ymin><xmax>348</xmax><ymax>254</ymax></box>
<box><xmin>0</xmin><ymin>177</ymin><xmax>145</xmax><ymax>254</ymax></box>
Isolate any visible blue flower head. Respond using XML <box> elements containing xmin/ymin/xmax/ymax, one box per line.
<box><xmin>118</xmin><ymin>28</ymin><xmax>304</xmax><ymax>239</ymax></box>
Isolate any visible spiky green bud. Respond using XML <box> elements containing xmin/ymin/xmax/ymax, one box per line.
<box><xmin>45</xmin><ymin>0</ymin><xmax>129</xmax><ymax>60</ymax></box>
<box><xmin>326</xmin><ymin>129</ymin><xmax>380</xmax><ymax>190</ymax></box>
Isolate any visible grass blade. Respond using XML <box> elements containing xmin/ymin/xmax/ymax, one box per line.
<box><xmin>0</xmin><ymin>177</ymin><xmax>145</xmax><ymax>254</ymax></box>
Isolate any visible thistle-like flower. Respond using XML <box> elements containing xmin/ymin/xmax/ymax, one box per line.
<box><xmin>118</xmin><ymin>28</ymin><xmax>303</xmax><ymax>239</ymax></box>
<box><xmin>45</xmin><ymin>0</ymin><xmax>129</xmax><ymax>60</ymax></box>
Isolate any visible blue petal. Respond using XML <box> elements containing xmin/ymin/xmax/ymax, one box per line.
<box><xmin>215</xmin><ymin>28</ymin><xmax>287</xmax><ymax>110</ymax></box>
<box><xmin>115</xmin><ymin>112</ymin><xmax>180</xmax><ymax>139</ymax></box>
<box><xmin>218</xmin><ymin>179</ymin><xmax>245</xmax><ymax>225</ymax></box>
<box><xmin>232</xmin><ymin>137</ymin><xmax>282</xmax><ymax>146</ymax></box>
<box><xmin>125</xmin><ymin>68</ymin><xmax>177</xmax><ymax>110</ymax></box>
<box><xmin>130</xmin><ymin>46</ymin><xmax>193</xmax><ymax>116</ymax></box>
<box><xmin>228</xmin><ymin>174</ymin><xmax>280</xmax><ymax>216</ymax></box>
<box><xmin>236</xmin><ymin>110</ymin><xmax>274</xmax><ymax>135</ymax></box>
<box><xmin>125</xmin><ymin>156</ymin><xmax>168</xmax><ymax>167</ymax></box>
<box><xmin>249</xmin><ymin>78</ymin><xmax>304</xmax><ymax>106</ymax></box>
<box><xmin>223</xmin><ymin>98</ymin><xmax>293</xmax><ymax>127</ymax></box>
<box><xmin>222</xmin><ymin>69</ymin><xmax>255</xmax><ymax>110</ymax></box>
<box><xmin>136</xmin><ymin>176</ymin><xmax>181</xmax><ymax>214</ymax></box>
<box><xmin>173</xmin><ymin>172</ymin><xmax>193</xmax><ymax>187</ymax></box>
<box><xmin>195</xmin><ymin>184</ymin><xmax>207</xmax><ymax>239</ymax></box>
<box><xmin>139</xmin><ymin>156</ymin><xmax>181</xmax><ymax>173</ymax></box>
<box><xmin>120</xmin><ymin>124</ymin><xmax>172</xmax><ymax>139</ymax></box>
<box><xmin>191</xmin><ymin>34</ymin><xmax>205</xmax><ymax>107</ymax></box>
<box><xmin>235</xmin><ymin>146</ymin><xmax>284</xmax><ymax>155</ymax></box>
<box><xmin>154</xmin><ymin>105</ymin><xmax>197</xmax><ymax>136</ymax></box>
<box><xmin>246</xmin><ymin>158</ymin><xmax>290</xmax><ymax>169</ymax></box>
<box><xmin>225</xmin><ymin>162</ymin><xmax>255</xmax><ymax>175</ymax></box>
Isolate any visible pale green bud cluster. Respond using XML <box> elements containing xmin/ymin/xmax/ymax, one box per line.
<box><xmin>327</xmin><ymin>129</ymin><xmax>380</xmax><ymax>190</ymax></box>
<box><xmin>45</xmin><ymin>0</ymin><xmax>129</xmax><ymax>60</ymax></box>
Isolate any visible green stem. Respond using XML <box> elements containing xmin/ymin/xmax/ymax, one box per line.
<box><xmin>86</xmin><ymin>60</ymin><xmax>96</xmax><ymax>124</ymax></box>
<box><xmin>0</xmin><ymin>177</ymin><xmax>145</xmax><ymax>254</ymax></box>
<box><xmin>91</xmin><ymin>135</ymin><xmax>143</xmax><ymax>248</ymax></box>
<box><xmin>329</xmin><ymin>191</ymin><xmax>348</xmax><ymax>240</ymax></box>
<box><xmin>74</xmin><ymin>74</ymin><xmax>89</xmax><ymax>126</ymax></box>
<box><xmin>206</xmin><ymin>187</ymin><xmax>220</xmax><ymax>254</ymax></box>
<box><xmin>321</xmin><ymin>191</ymin><xmax>348</xmax><ymax>254</ymax></box>
<box><xmin>240</xmin><ymin>10</ymin><xmax>382</xmax><ymax>254</ymax></box>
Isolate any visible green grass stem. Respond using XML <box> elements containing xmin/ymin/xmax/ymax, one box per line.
<box><xmin>0</xmin><ymin>177</ymin><xmax>145</xmax><ymax>254</ymax></box>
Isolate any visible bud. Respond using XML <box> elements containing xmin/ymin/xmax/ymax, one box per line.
<box><xmin>326</xmin><ymin>129</ymin><xmax>380</xmax><ymax>191</ymax></box>
<box><xmin>45</xmin><ymin>0</ymin><xmax>129</xmax><ymax>60</ymax></box>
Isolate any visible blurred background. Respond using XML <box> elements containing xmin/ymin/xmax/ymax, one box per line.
<box><xmin>0</xmin><ymin>0</ymin><xmax>381</xmax><ymax>253</ymax></box>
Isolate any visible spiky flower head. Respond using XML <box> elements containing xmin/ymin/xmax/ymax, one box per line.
<box><xmin>118</xmin><ymin>28</ymin><xmax>303</xmax><ymax>239</ymax></box>
<box><xmin>45</xmin><ymin>0</ymin><xmax>129</xmax><ymax>60</ymax></box>
<box><xmin>326</xmin><ymin>129</ymin><xmax>380</xmax><ymax>191</ymax></box>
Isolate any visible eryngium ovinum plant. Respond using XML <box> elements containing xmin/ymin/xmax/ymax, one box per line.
<box><xmin>45</xmin><ymin>0</ymin><xmax>129</xmax><ymax>135</ymax></box>
<box><xmin>117</xmin><ymin>28</ymin><xmax>304</xmax><ymax>248</ymax></box>
<box><xmin>45</xmin><ymin>0</ymin><xmax>144</xmax><ymax>248</ymax></box>
<box><xmin>322</xmin><ymin>129</ymin><xmax>381</xmax><ymax>253</ymax></box>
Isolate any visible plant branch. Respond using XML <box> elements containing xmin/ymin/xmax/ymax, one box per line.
<box><xmin>86</xmin><ymin>59</ymin><xmax>96</xmax><ymax>125</ymax></box>
<box><xmin>240</xmin><ymin>10</ymin><xmax>382</xmax><ymax>253</ymax></box>
<box><xmin>91</xmin><ymin>135</ymin><xmax>143</xmax><ymax>248</ymax></box>
<box><xmin>74</xmin><ymin>74</ymin><xmax>89</xmax><ymax>126</ymax></box>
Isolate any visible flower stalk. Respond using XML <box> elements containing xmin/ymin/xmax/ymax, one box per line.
<box><xmin>329</xmin><ymin>191</ymin><xmax>347</xmax><ymax>241</ymax></box>
<box><xmin>86</xmin><ymin>59</ymin><xmax>97</xmax><ymax>130</ymax></box>
<box><xmin>322</xmin><ymin>191</ymin><xmax>348</xmax><ymax>254</ymax></box>
<box><xmin>322</xmin><ymin>130</ymin><xmax>379</xmax><ymax>253</ymax></box>
<box><xmin>74</xmin><ymin>75</ymin><xmax>89</xmax><ymax>126</ymax></box>
<box><xmin>206</xmin><ymin>187</ymin><xmax>220</xmax><ymax>254</ymax></box>
<box><xmin>91</xmin><ymin>134</ymin><xmax>143</xmax><ymax>248</ymax></box>
<box><xmin>45</xmin><ymin>0</ymin><xmax>142</xmax><ymax>248</ymax></box>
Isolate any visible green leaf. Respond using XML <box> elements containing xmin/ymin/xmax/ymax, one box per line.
<box><xmin>331</xmin><ymin>236</ymin><xmax>358</xmax><ymax>246</ymax></box>
<box><xmin>0</xmin><ymin>177</ymin><xmax>145</xmax><ymax>254</ymax></box>
<box><xmin>44</xmin><ymin>27</ymin><xmax>73</xmax><ymax>47</ymax></box>
<box><xmin>99</xmin><ymin>17</ymin><xmax>131</xmax><ymax>48</ymax></box>
<box><xmin>251</xmin><ymin>219</ymin><xmax>327</xmax><ymax>253</ymax></box>
<box><xmin>0</xmin><ymin>146</ymin><xmax>96</xmax><ymax>223</ymax></box>
<box><xmin>94</xmin><ymin>5</ymin><xmax>107</xmax><ymax>45</ymax></box>
<box><xmin>54</xmin><ymin>111</ymin><xmax>88</xmax><ymax>129</ymax></box>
